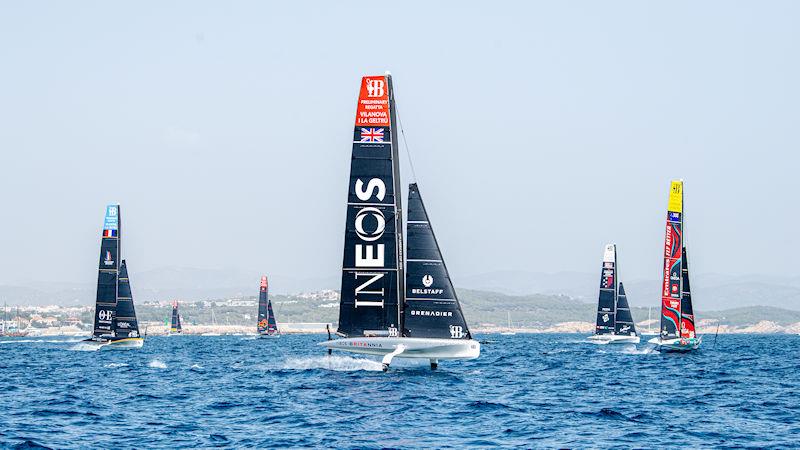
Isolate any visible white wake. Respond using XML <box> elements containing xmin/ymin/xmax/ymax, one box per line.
<box><xmin>282</xmin><ymin>355</ymin><xmax>384</xmax><ymax>372</ymax></box>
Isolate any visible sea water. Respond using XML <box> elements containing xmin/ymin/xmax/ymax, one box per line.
<box><xmin>0</xmin><ymin>334</ymin><xmax>797</xmax><ymax>448</ymax></box>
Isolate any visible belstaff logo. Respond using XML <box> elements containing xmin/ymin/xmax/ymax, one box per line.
<box><xmin>366</xmin><ymin>79</ymin><xmax>385</xmax><ymax>97</ymax></box>
<box><xmin>422</xmin><ymin>275</ymin><xmax>433</xmax><ymax>287</ymax></box>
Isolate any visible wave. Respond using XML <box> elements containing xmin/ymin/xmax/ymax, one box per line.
<box><xmin>0</xmin><ymin>339</ymin><xmax>38</xmax><ymax>344</ymax></box>
<box><xmin>69</xmin><ymin>341</ymin><xmax>103</xmax><ymax>351</ymax></box>
<box><xmin>148</xmin><ymin>360</ymin><xmax>167</xmax><ymax>369</ymax></box>
<box><xmin>104</xmin><ymin>363</ymin><xmax>129</xmax><ymax>368</ymax></box>
<box><xmin>282</xmin><ymin>356</ymin><xmax>384</xmax><ymax>372</ymax></box>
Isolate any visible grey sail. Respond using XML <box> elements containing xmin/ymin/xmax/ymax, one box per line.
<box><xmin>403</xmin><ymin>183</ymin><xmax>471</xmax><ymax>339</ymax></box>
<box><xmin>614</xmin><ymin>283</ymin><xmax>637</xmax><ymax>336</ymax></box>
<box><xmin>113</xmin><ymin>260</ymin><xmax>140</xmax><ymax>338</ymax></box>
<box><xmin>337</xmin><ymin>74</ymin><xmax>404</xmax><ymax>338</ymax></box>
<box><xmin>92</xmin><ymin>204</ymin><xmax>121</xmax><ymax>339</ymax></box>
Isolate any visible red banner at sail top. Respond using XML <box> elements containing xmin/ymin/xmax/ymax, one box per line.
<box><xmin>355</xmin><ymin>75</ymin><xmax>390</xmax><ymax>127</ymax></box>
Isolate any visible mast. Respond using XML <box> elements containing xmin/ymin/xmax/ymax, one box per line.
<box><xmin>660</xmin><ymin>180</ymin><xmax>684</xmax><ymax>340</ymax></box>
<box><xmin>337</xmin><ymin>73</ymin><xmax>403</xmax><ymax>337</ymax></box>
<box><xmin>595</xmin><ymin>244</ymin><xmax>617</xmax><ymax>335</ymax></box>
<box><xmin>92</xmin><ymin>204</ymin><xmax>121</xmax><ymax>339</ymax></box>
<box><xmin>386</xmin><ymin>73</ymin><xmax>405</xmax><ymax>336</ymax></box>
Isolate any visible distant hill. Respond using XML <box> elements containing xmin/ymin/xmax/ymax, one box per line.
<box><xmin>2</xmin><ymin>267</ymin><xmax>798</xmax><ymax>312</ymax></box>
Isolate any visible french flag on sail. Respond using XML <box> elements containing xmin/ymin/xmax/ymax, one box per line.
<box><xmin>103</xmin><ymin>229</ymin><xmax>117</xmax><ymax>237</ymax></box>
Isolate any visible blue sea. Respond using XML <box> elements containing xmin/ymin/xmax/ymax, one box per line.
<box><xmin>0</xmin><ymin>334</ymin><xmax>797</xmax><ymax>448</ymax></box>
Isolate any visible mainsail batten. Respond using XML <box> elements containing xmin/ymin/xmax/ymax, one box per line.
<box><xmin>338</xmin><ymin>74</ymin><xmax>404</xmax><ymax>337</ymax></box>
<box><xmin>402</xmin><ymin>183</ymin><xmax>471</xmax><ymax>340</ymax></box>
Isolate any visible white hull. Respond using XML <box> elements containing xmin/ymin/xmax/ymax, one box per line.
<box><xmin>83</xmin><ymin>337</ymin><xmax>144</xmax><ymax>350</ymax></box>
<box><xmin>648</xmin><ymin>336</ymin><xmax>701</xmax><ymax>352</ymax></box>
<box><xmin>587</xmin><ymin>334</ymin><xmax>640</xmax><ymax>344</ymax></box>
<box><xmin>258</xmin><ymin>333</ymin><xmax>281</xmax><ymax>339</ymax></box>
<box><xmin>319</xmin><ymin>337</ymin><xmax>480</xmax><ymax>361</ymax></box>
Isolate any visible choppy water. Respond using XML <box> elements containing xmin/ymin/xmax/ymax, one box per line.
<box><xmin>0</xmin><ymin>334</ymin><xmax>797</xmax><ymax>448</ymax></box>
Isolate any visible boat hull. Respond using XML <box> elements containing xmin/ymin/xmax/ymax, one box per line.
<box><xmin>319</xmin><ymin>337</ymin><xmax>480</xmax><ymax>360</ymax></box>
<box><xmin>82</xmin><ymin>337</ymin><xmax>144</xmax><ymax>350</ymax></box>
<box><xmin>258</xmin><ymin>333</ymin><xmax>280</xmax><ymax>339</ymax></box>
<box><xmin>587</xmin><ymin>334</ymin><xmax>641</xmax><ymax>344</ymax></box>
<box><xmin>648</xmin><ymin>336</ymin><xmax>701</xmax><ymax>352</ymax></box>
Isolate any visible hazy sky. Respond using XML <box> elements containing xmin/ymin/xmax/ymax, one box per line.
<box><xmin>1</xmin><ymin>1</ymin><xmax>798</xmax><ymax>286</ymax></box>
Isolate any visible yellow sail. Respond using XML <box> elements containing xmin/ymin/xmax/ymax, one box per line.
<box><xmin>667</xmin><ymin>179</ymin><xmax>683</xmax><ymax>213</ymax></box>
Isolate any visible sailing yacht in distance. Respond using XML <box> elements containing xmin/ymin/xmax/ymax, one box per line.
<box><xmin>649</xmin><ymin>179</ymin><xmax>702</xmax><ymax>352</ymax></box>
<box><xmin>257</xmin><ymin>276</ymin><xmax>279</xmax><ymax>337</ymax></box>
<box><xmin>83</xmin><ymin>204</ymin><xmax>144</xmax><ymax>349</ymax></box>
<box><xmin>169</xmin><ymin>301</ymin><xmax>183</xmax><ymax>334</ymax></box>
<box><xmin>587</xmin><ymin>244</ymin><xmax>640</xmax><ymax>344</ymax></box>
<box><xmin>319</xmin><ymin>73</ymin><xmax>480</xmax><ymax>370</ymax></box>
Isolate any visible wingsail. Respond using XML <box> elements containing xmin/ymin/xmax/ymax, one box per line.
<box><xmin>595</xmin><ymin>244</ymin><xmax>617</xmax><ymax>335</ymax></box>
<box><xmin>337</xmin><ymin>74</ymin><xmax>404</xmax><ymax>338</ymax></box>
<box><xmin>660</xmin><ymin>180</ymin><xmax>684</xmax><ymax>339</ymax></box>
<box><xmin>92</xmin><ymin>204</ymin><xmax>121</xmax><ymax>339</ymax></box>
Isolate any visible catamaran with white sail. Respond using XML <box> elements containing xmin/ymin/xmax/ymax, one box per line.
<box><xmin>319</xmin><ymin>73</ymin><xmax>480</xmax><ymax>370</ymax></box>
<box><xmin>587</xmin><ymin>244</ymin><xmax>640</xmax><ymax>344</ymax></box>
<box><xmin>257</xmin><ymin>276</ymin><xmax>279</xmax><ymax>337</ymax></box>
<box><xmin>83</xmin><ymin>204</ymin><xmax>143</xmax><ymax>349</ymax></box>
<box><xmin>648</xmin><ymin>179</ymin><xmax>701</xmax><ymax>352</ymax></box>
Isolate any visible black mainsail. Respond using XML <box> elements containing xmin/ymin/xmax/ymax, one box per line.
<box><xmin>257</xmin><ymin>276</ymin><xmax>278</xmax><ymax>335</ymax></box>
<box><xmin>337</xmin><ymin>74</ymin><xmax>404</xmax><ymax>338</ymax></box>
<box><xmin>113</xmin><ymin>260</ymin><xmax>140</xmax><ymax>338</ymax></box>
<box><xmin>595</xmin><ymin>244</ymin><xmax>617</xmax><ymax>335</ymax></box>
<box><xmin>170</xmin><ymin>302</ymin><xmax>182</xmax><ymax>333</ymax></box>
<box><xmin>614</xmin><ymin>283</ymin><xmax>637</xmax><ymax>336</ymax></box>
<box><xmin>403</xmin><ymin>183</ymin><xmax>470</xmax><ymax>339</ymax></box>
<box><xmin>92</xmin><ymin>204</ymin><xmax>121</xmax><ymax>339</ymax></box>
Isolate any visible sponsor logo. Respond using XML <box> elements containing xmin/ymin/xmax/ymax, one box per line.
<box><xmin>366</xmin><ymin>79</ymin><xmax>385</xmax><ymax>97</ymax></box>
<box><xmin>346</xmin><ymin>341</ymin><xmax>383</xmax><ymax>348</ymax></box>
<box><xmin>602</xmin><ymin>314</ymin><xmax>610</xmax><ymax>323</ymax></box>
<box><xmin>618</xmin><ymin>325</ymin><xmax>631</xmax><ymax>333</ymax></box>
<box><xmin>388</xmin><ymin>327</ymin><xmax>399</xmax><ymax>337</ymax></box>
<box><xmin>449</xmin><ymin>325</ymin><xmax>464</xmax><ymax>339</ymax></box>
<box><xmin>410</xmin><ymin>310</ymin><xmax>453</xmax><ymax>317</ymax></box>
<box><xmin>669</xmin><ymin>211</ymin><xmax>681</xmax><ymax>222</ymax></box>
<box><xmin>360</xmin><ymin>127</ymin><xmax>385</xmax><ymax>143</ymax></box>
<box><xmin>117</xmin><ymin>322</ymin><xmax>130</xmax><ymax>329</ymax></box>
<box><xmin>411</xmin><ymin>288</ymin><xmax>444</xmax><ymax>295</ymax></box>
<box><xmin>103</xmin><ymin>251</ymin><xmax>114</xmax><ymax>266</ymax></box>
<box><xmin>98</xmin><ymin>310</ymin><xmax>113</xmax><ymax>321</ymax></box>
<box><xmin>351</xmin><ymin>178</ymin><xmax>389</xmax><ymax>309</ymax></box>
<box><xmin>422</xmin><ymin>275</ymin><xmax>433</xmax><ymax>287</ymax></box>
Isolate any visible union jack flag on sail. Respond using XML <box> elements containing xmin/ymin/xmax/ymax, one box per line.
<box><xmin>360</xmin><ymin>127</ymin><xmax>384</xmax><ymax>142</ymax></box>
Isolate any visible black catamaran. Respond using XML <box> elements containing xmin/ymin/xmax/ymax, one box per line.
<box><xmin>170</xmin><ymin>301</ymin><xmax>182</xmax><ymax>334</ymax></box>
<box><xmin>257</xmin><ymin>276</ymin><xmax>279</xmax><ymax>337</ymax></box>
<box><xmin>588</xmin><ymin>244</ymin><xmax>640</xmax><ymax>344</ymax></box>
<box><xmin>320</xmin><ymin>73</ymin><xmax>480</xmax><ymax>370</ymax></box>
<box><xmin>648</xmin><ymin>179</ymin><xmax>701</xmax><ymax>351</ymax></box>
<box><xmin>84</xmin><ymin>204</ymin><xmax>143</xmax><ymax>349</ymax></box>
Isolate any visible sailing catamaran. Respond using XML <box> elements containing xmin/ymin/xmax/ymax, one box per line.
<box><xmin>588</xmin><ymin>244</ymin><xmax>640</xmax><ymax>344</ymax></box>
<box><xmin>648</xmin><ymin>179</ymin><xmax>701</xmax><ymax>352</ymax></box>
<box><xmin>319</xmin><ymin>73</ymin><xmax>480</xmax><ymax>370</ymax></box>
<box><xmin>84</xmin><ymin>204</ymin><xmax>144</xmax><ymax>349</ymax></box>
<box><xmin>169</xmin><ymin>301</ymin><xmax>183</xmax><ymax>334</ymax></box>
<box><xmin>257</xmin><ymin>276</ymin><xmax>279</xmax><ymax>337</ymax></box>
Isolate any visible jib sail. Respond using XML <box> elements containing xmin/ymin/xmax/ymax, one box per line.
<box><xmin>403</xmin><ymin>183</ymin><xmax>470</xmax><ymax>339</ymax></box>
<box><xmin>92</xmin><ymin>204</ymin><xmax>121</xmax><ymax>338</ymax></box>
<box><xmin>171</xmin><ymin>302</ymin><xmax>182</xmax><ymax>333</ymax></box>
<box><xmin>680</xmin><ymin>247</ymin><xmax>696</xmax><ymax>338</ymax></box>
<box><xmin>337</xmin><ymin>74</ymin><xmax>404</xmax><ymax>338</ymax></box>
<box><xmin>595</xmin><ymin>244</ymin><xmax>617</xmax><ymax>335</ymax></box>
<box><xmin>614</xmin><ymin>283</ymin><xmax>637</xmax><ymax>336</ymax></box>
<box><xmin>114</xmin><ymin>260</ymin><xmax>140</xmax><ymax>338</ymax></box>
<box><xmin>660</xmin><ymin>180</ymin><xmax>684</xmax><ymax>339</ymax></box>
